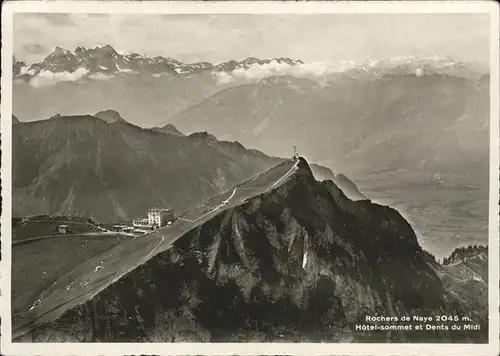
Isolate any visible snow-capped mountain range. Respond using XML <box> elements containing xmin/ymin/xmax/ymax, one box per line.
<box><xmin>13</xmin><ymin>45</ymin><xmax>304</xmax><ymax>79</ymax></box>
<box><xmin>341</xmin><ymin>55</ymin><xmax>485</xmax><ymax>79</ymax></box>
<box><xmin>13</xmin><ymin>44</ymin><xmax>485</xmax><ymax>84</ymax></box>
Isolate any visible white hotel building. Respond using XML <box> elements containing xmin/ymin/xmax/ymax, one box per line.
<box><xmin>133</xmin><ymin>208</ymin><xmax>174</xmax><ymax>231</ymax></box>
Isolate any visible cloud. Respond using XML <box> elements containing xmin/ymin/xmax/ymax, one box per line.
<box><xmin>213</xmin><ymin>60</ymin><xmax>355</xmax><ymax>85</ymax></box>
<box><xmin>215</xmin><ymin>71</ymin><xmax>237</xmax><ymax>84</ymax></box>
<box><xmin>23</xmin><ymin>43</ymin><xmax>47</xmax><ymax>55</ymax></box>
<box><xmin>27</xmin><ymin>68</ymin><xmax>113</xmax><ymax>87</ymax></box>
<box><xmin>28</xmin><ymin>67</ymin><xmax>88</xmax><ymax>88</ymax></box>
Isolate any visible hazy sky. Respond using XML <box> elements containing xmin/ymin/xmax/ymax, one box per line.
<box><xmin>14</xmin><ymin>13</ymin><xmax>490</xmax><ymax>66</ymax></box>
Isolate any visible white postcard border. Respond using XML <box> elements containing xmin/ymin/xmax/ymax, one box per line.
<box><xmin>1</xmin><ymin>1</ymin><xmax>499</xmax><ymax>355</ymax></box>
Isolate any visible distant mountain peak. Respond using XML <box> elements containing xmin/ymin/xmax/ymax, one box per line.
<box><xmin>161</xmin><ymin>124</ymin><xmax>184</xmax><ymax>136</ymax></box>
<box><xmin>274</xmin><ymin>57</ymin><xmax>305</xmax><ymax>65</ymax></box>
<box><xmin>99</xmin><ymin>44</ymin><xmax>116</xmax><ymax>51</ymax></box>
<box><xmin>53</xmin><ymin>46</ymin><xmax>71</xmax><ymax>55</ymax></box>
<box><xmin>345</xmin><ymin>55</ymin><xmax>485</xmax><ymax>79</ymax></box>
<box><xmin>188</xmin><ymin>131</ymin><xmax>219</xmax><ymax>144</ymax></box>
<box><xmin>214</xmin><ymin>57</ymin><xmax>304</xmax><ymax>73</ymax></box>
<box><xmin>151</xmin><ymin>123</ymin><xmax>185</xmax><ymax>137</ymax></box>
<box><xmin>90</xmin><ymin>44</ymin><xmax>119</xmax><ymax>57</ymax></box>
<box><xmin>94</xmin><ymin>109</ymin><xmax>127</xmax><ymax>123</ymax></box>
<box><xmin>442</xmin><ymin>245</ymin><xmax>487</xmax><ymax>266</ymax></box>
<box><xmin>17</xmin><ymin>45</ymin><xmax>223</xmax><ymax>80</ymax></box>
<box><xmin>49</xmin><ymin>113</ymin><xmax>62</xmax><ymax>120</ymax></box>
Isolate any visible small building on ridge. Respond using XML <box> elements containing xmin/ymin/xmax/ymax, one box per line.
<box><xmin>148</xmin><ymin>208</ymin><xmax>174</xmax><ymax>228</ymax></box>
<box><xmin>132</xmin><ymin>207</ymin><xmax>175</xmax><ymax>233</ymax></box>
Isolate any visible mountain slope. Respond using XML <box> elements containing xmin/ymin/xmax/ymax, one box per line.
<box><xmin>14</xmin><ymin>158</ymin><xmax>486</xmax><ymax>342</ymax></box>
<box><xmin>12</xmin><ymin>114</ymin><xmax>344</xmax><ymax>222</ymax></box>
<box><xmin>331</xmin><ymin>173</ymin><xmax>367</xmax><ymax>201</ymax></box>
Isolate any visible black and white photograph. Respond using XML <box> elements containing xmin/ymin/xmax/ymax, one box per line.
<box><xmin>1</xmin><ymin>1</ymin><xmax>499</xmax><ymax>355</ymax></box>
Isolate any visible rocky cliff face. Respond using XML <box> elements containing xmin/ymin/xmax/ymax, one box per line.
<box><xmin>18</xmin><ymin>159</ymin><xmax>487</xmax><ymax>342</ymax></box>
